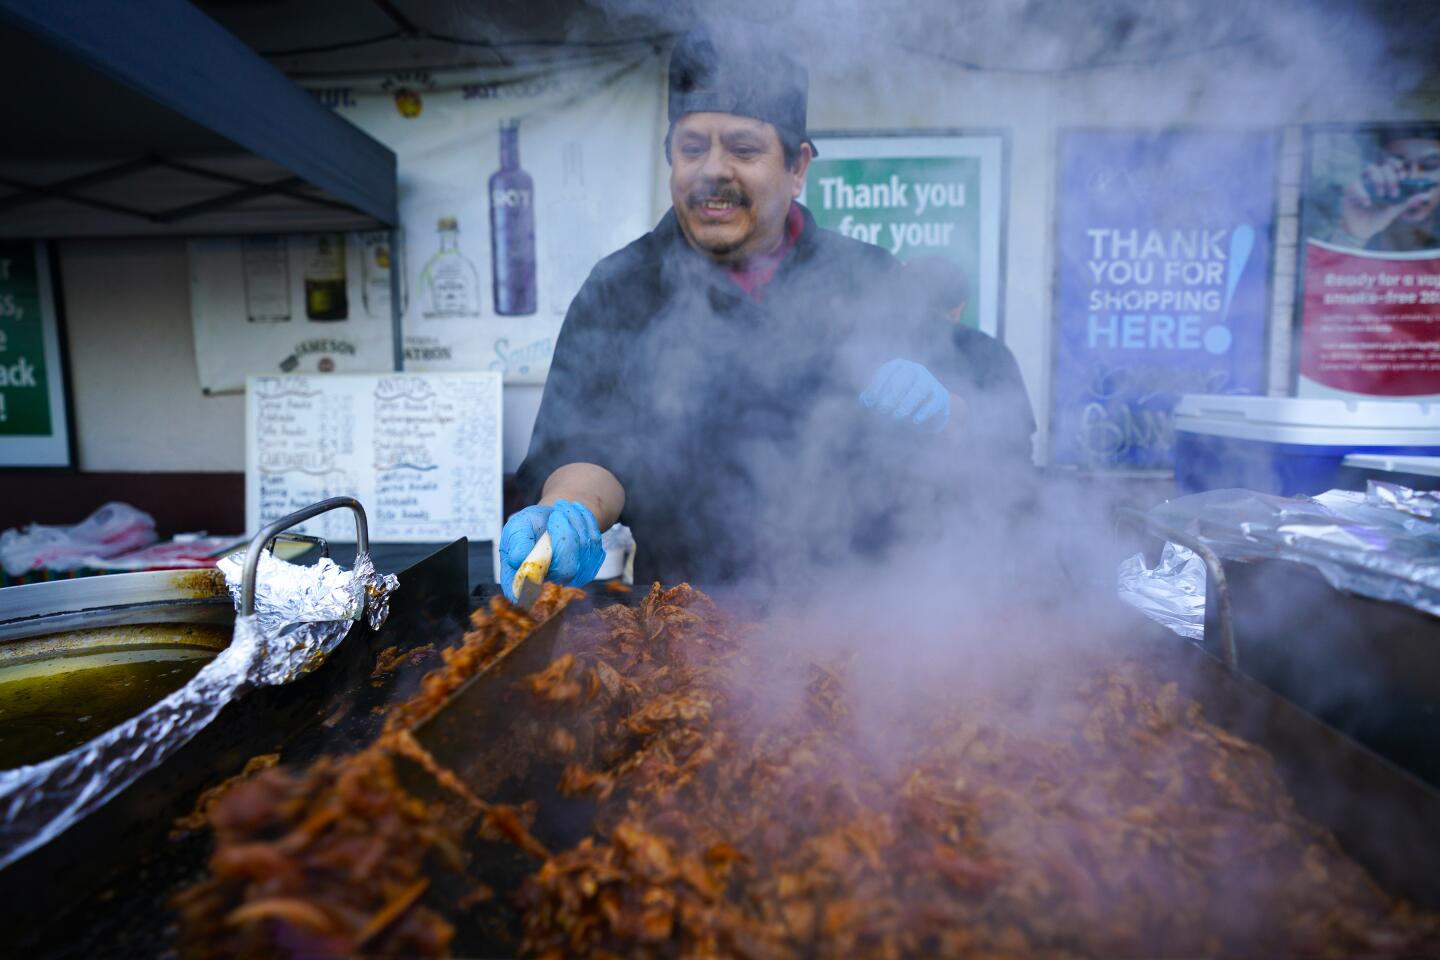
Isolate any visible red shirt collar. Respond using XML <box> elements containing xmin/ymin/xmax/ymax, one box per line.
<box><xmin>724</xmin><ymin>202</ymin><xmax>804</xmax><ymax>301</ymax></box>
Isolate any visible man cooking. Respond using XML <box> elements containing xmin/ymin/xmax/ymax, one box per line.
<box><xmin>501</xmin><ymin>25</ymin><xmax>1035</xmax><ymax>598</ymax></box>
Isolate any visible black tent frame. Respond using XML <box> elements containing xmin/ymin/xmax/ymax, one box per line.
<box><xmin>0</xmin><ymin>0</ymin><xmax>397</xmax><ymax>234</ymax></box>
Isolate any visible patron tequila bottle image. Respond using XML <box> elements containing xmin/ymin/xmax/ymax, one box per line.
<box><xmin>242</xmin><ymin>234</ymin><xmax>290</xmax><ymax>322</ymax></box>
<box><xmin>304</xmin><ymin>233</ymin><xmax>348</xmax><ymax>321</ymax></box>
<box><xmin>420</xmin><ymin>217</ymin><xmax>480</xmax><ymax>318</ymax></box>
<box><xmin>489</xmin><ymin>118</ymin><xmax>537</xmax><ymax>315</ymax></box>
<box><xmin>361</xmin><ymin>230</ymin><xmax>407</xmax><ymax>318</ymax></box>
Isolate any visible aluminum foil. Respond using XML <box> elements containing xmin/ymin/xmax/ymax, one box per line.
<box><xmin>1147</xmin><ymin>485</ymin><xmax>1440</xmax><ymax>618</ymax></box>
<box><xmin>215</xmin><ymin>550</ymin><xmax>398</xmax><ymax>686</ymax></box>
<box><xmin>0</xmin><ymin>549</ymin><xmax>400</xmax><ymax>871</ymax></box>
<box><xmin>1368</xmin><ymin>479</ymin><xmax>1440</xmax><ymax>520</ymax></box>
<box><xmin>357</xmin><ymin>553</ymin><xmax>401</xmax><ymax>632</ymax></box>
<box><xmin>1117</xmin><ymin>542</ymin><xmax>1207</xmax><ymax>641</ymax></box>
<box><xmin>0</xmin><ymin>615</ymin><xmax>266</xmax><ymax>870</ymax></box>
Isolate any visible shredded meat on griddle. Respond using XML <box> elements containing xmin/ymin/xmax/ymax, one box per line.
<box><xmin>371</xmin><ymin>642</ymin><xmax>436</xmax><ymax>681</ymax></box>
<box><xmin>176</xmin><ymin>584</ymin><xmax>1440</xmax><ymax>958</ymax></box>
<box><xmin>171</xmin><ymin>753</ymin><xmax>280</xmax><ymax>838</ymax></box>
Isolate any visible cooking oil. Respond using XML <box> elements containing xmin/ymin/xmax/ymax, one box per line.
<box><xmin>0</xmin><ymin>624</ymin><xmax>230</xmax><ymax>770</ymax></box>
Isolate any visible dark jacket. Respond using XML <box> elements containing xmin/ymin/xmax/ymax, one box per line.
<box><xmin>516</xmin><ymin>204</ymin><xmax>1035</xmax><ymax>587</ymax></box>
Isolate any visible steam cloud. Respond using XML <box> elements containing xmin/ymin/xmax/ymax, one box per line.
<box><xmin>492</xmin><ymin>0</ymin><xmax>1440</xmax><ymax>761</ymax></box>
<box><xmin>452</xmin><ymin>0</ymin><xmax>1438</xmax><ymax>948</ymax></box>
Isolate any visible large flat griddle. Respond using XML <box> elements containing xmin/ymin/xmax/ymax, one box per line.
<box><xmin>389</xmin><ymin>589</ymin><xmax>1440</xmax><ymax>957</ymax></box>
<box><xmin>18</xmin><ymin>570</ymin><xmax>1440</xmax><ymax>956</ymax></box>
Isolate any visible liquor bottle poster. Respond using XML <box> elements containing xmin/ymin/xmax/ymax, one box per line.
<box><xmin>1049</xmin><ymin>129</ymin><xmax>1277</xmax><ymax>471</ymax></box>
<box><xmin>189</xmin><ymin>232</ymin><xmax>400</xmax><ymax>394</ymax></box>
<box><xmin>0</xmin><ymin>241</ymin><xmax>72</xmax><ymax>468</ymax></box>
<box><xmin>309</xmin><ymin>50</ymin><xmax>664</xmax><ymax>383</ymax></box>
<box><xmin>1295</xmin><ymin>123</ymin><xmax>1440</xmax><ymax>399</ymax></box>
<box><xmin>800</xmin><ymin>132</ymin><xmax>1006</xmax><ymax>336</ymax></box>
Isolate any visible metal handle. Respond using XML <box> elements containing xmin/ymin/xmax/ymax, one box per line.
<box><xmin>240</xmin><ymin>497</ymin><xmax>369</xmax><ymax>617</ymax></box>
<box><xmin>1114</xmin><ymin>506</ymin><xmax>1238</xmax><ymax>670</ymax></box>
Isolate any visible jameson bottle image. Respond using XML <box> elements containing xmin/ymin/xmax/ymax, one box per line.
<box><xmin>489</xmin><ymin>118</ymin><xmax>537</xmax><ymax>315</ymax></box>
<box><xmin>361</xmin><ymin>230</ymin><xmax>407</xmax><ymax>318</ymax></box>
<box><xmin>420</xmin><ymin>217</ymin><xmax>480</xmax><ymax>318</ymax></box>
<box><xmin>242</xmin><ymin>235</ymin><xmax>290</xmax><ymax>323</ymax></box>
<box><xmin>304</xmin><ymin>233</ymin><xmax>348</xmax><ymax>321</ymax></box>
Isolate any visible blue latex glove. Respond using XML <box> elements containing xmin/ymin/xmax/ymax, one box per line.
<box><xmin>498</xmin><ymin>499</ymin><xmax>606</xmax><ymax>600</ymax></box>
<box><xmin>859</xmin><ymin>358</ymin><xmax>950</xmax><ymax>433</ymax></box>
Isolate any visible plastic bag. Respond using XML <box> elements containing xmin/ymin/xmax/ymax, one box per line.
<box><xmin>599</xmin><ymin>523</ymin><xmax>637</xmax><ymax>583</ymax></box>
<box><xmin>1117</xmin><ymin>542</ymin><xmax>1207</xmax><ymax>640</ymax></box>
<box><xmin>0</xmin><ymin>502</ymin><xmax>157</xmax><ymax>576</ymax></box>
<box><xmin>82</xmin><ymin>534</ymin><xmax>244</xmax><ymax>572</ymax></box>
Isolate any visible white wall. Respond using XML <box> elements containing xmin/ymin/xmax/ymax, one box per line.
<box><xmin>59</xmin><ymin>238</ymin><xmax>549</xmax><ymax>474</ymax></box>
<box><xmin>60</xmin><ymin>238</ymin><xmax>245</xmax><ymax>471</ymax></box>
<box><xmin>503</xmin><ymin>383</ymin><xmax>543</xmax><ymax>470</ymax></box>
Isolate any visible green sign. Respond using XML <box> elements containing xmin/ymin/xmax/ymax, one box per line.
<box><xmin>808</xmin><ymin>155</ymin><xmax>984</xmax><ymax>328</ymax></box>
<box><xmin>0</xmin><ymin>241</ymin><xmax>51</xmax><ymax>436</ymax></box>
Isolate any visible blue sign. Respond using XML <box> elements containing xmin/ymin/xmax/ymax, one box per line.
<box><xmin>1050</xmin><ymin>130</ymin><xmax>1276</xmax><ymax>469</ymax></box>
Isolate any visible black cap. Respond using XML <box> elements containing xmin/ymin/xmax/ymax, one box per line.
<box><xmin>667</xmin><ymin>24</ymin><xmax>817</xmax><ymax>157</ymax></box>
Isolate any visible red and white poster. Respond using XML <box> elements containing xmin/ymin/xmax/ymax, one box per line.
<box><xmin>1298</xmin><ymin>124</ymin><xmax>1440</xmax><ymax>398</ymax></box>
<box><xmin>1299</xmin><ymin>242</ymin><xmax>1440</xmax><ymax>394</ymax></box>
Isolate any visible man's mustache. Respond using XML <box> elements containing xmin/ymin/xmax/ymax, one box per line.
<box><xmin>687</xmin><ymin>183</ymin><xmax>750</xmax><ymax>208</ymax></box>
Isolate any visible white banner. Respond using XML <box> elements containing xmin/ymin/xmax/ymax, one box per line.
<box><xmin>324</xmin><ymin>50</ymin><xmax>663</xmax><ymax>383</ymax></box>
<box><xmin>191</xmin><ymin>49</ymin><xmax>664</xmax><ymax>391</ymax></box>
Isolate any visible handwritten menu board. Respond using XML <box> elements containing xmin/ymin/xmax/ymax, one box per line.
<box><xmin>245</xmin><ymin>373</ymin><xmax>502</xmax><ymax>543</ymax></box>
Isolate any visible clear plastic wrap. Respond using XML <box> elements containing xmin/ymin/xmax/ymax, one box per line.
<box><xmin>1146</xmin><ymin>485</ymin><xmax>1440</xmax><ymax>619</ymax></box>
<box><xmin>0</xmin><ymin>548</ymin><xmax>399</xmax><ymax>870</ymax></box>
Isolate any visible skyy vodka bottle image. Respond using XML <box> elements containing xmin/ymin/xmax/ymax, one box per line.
<box><xmin>489</xmin><ymin>118</ymin><xmax>537</xmax><ymax>315</ymax></box>
<box><xmin>242</xmin><ymin>235</ymin><xmax>290</xmax><ymax>322</ymax></box>
<box><xmin>304</xmin><ymin>233</ymin><xmax>348</xmax><ymax>321</ymax></box>
<box><xmin>420</xmin><ymin>217</ymin><xmax>480</xmax><ymax>318</ymax></box>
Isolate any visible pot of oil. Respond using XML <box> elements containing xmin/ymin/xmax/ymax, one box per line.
<box><xmin>0</xmin><ymin>568</ymin><xmax>234</xmax><ymax>771</ymax></box>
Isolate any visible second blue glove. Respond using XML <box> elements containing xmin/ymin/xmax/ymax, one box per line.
<box><xmin>498</xmin><ymin>499</ymin><xmax>606</xmax><ymax>600</ymax></box>
<box><xmin>859</xmin><ymin>358</ymin><xmax>950</xmax><ymax>433</ymax></box>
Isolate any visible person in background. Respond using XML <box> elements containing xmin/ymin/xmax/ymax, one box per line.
<box><xmin>901</xmin><ymin>252</ymin><xmax>1034</xmax><ymax>460</ymax></box>
<box><xmin>499</xmin><ymin>23</ymin><xmax>1035</xmax><ymax>598</ymax></box>
<box><xmin>905</xmin><ymin>255</ymin><xmax>970</xmax><ymax>324</ymax></box>
<box><xmin>1332</xmin><ymin>125</ymin><xmax>1440</xmax><ymax>252</ymax></box>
